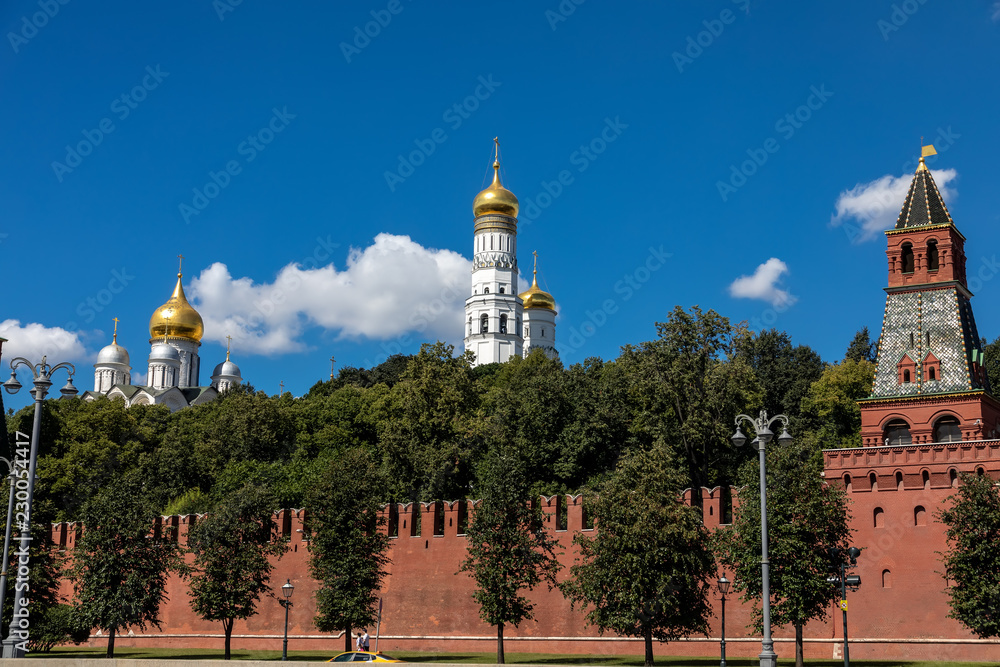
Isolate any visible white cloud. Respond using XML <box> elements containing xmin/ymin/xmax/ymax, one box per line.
<box><xmin>993</xmin><ymin>2</ymin><xmax>1000</xmax><ymax>20</ymax></box>
<box><xmin>189</xmin><ymin>233</ymin><xmax>471</xmax><ymax>356</ymax></box>
<box><xmin>829</xmin><ymin>168</ymin><xmax>958</xmax><ymax>243</ymax></box>
<box><xmin>728</xmin><ymin>258</ymin><xmax>797</xmax><ymax>307</ymax></box>
<box><xmin>0</xmin><ymin>320</ymin><xmax>88</xmax><ymax>364</ymax></box>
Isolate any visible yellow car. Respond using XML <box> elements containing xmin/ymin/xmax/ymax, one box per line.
<box><xmin>328</xmin><ymin>651</ymin><xmax>402</xmax><ymax>663</ymax></box>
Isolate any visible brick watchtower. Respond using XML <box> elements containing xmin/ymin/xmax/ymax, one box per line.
<box><xmin>859</xmin><ymin>154</ymin><xmax>1000</xmax><ymax>446</ymax></box>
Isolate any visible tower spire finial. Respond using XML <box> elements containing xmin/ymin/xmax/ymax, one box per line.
<box><xmin>225</xmin><ymin>335</ymin><xmax>232</xmax><ymax>361</ymax></box>
<box><xmin>532</xmin><ymin>250</ymin><xmax>539</xmax><ymax>287</ymax></box>
<box><xmin>112</xmin><ymin>317</ymin><xmax>119</xmax><ymax>343</ymax></box>
<box><xmin>918</xmin><ymin>141</ymin><xmax>937</xmax><ymax>172</ymax></box>
<box><xmin>178</xmin><ymin>253</ymin><xmax>184</xmax><ymax>276</ymax></box>
<box><xmin>330</xmin><ymin>355</ymin><xmax>336</xmax><ymax>381</ymax></box>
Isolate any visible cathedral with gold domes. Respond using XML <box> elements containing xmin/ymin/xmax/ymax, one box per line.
<box><xmin>82</xmin><ymin>266</ymin><xmax>243</xmax><ymax>411</ymax></box>
<box><xmin>465</xmin><ymin>141</ymin><xmax>558</xmax><ymax>365</ymax></box>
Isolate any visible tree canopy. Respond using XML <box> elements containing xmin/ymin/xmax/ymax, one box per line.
<box><xmin>715</xmin><ymin>435</ymin><xmax>852</xmax><ymax>667</ymax></box>
<box><xmin>304</xmin><ymin>447</ymin><xmax>391</xmax><ymax>651</ymax></box>
<box><xmin>187</xmin><ymin>483</ymin><xmax>288</xmax><ymax>659</ymax></box>
<box><xmin>459</xmin><ymin>449</ymin><xmax>561</xmax><ymax>664</ymax></box>
<box><xmin>561</xmin><ymin>446</ymin><xmax>715</xmax><ymax>667</ymax></box>
<box><xmin>939</xmin><ymin>472</ymin><xmax>1000</xmax><ymax>638</ymax></box>
<box><xmin>69</xmin><ymin>473</ymin><xmax>183</xmax><ymax>658</ymax></box>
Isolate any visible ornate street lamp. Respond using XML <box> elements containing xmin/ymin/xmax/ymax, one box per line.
<box><xmin>732</xmin><ymin>410</ymin><xmax>792</xmax><ymax>667</ymax></box>
<box><xmin>278</xmin><ymin>579</ymin><xmax>294</xmax><ymax>660</ymax></box>
<box><xmin>1</xmin><ymin>356</ymin><xmax>76</xmax><ymax>657</ymax></box>
<box><xmin>717</xmin><ymin>576</ymin><xmax>731</xmax><ymax>667</ymax></box>
<box><xmin>828</xmin><ymin>547</ymin><xmax>862</xmax><ymax>667</ymax></box>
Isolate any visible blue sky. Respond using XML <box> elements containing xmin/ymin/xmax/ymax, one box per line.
<box><xmin>2</xmin><ymin>1</ymin><xmax>999</xmax><ymax>409</ymax></box>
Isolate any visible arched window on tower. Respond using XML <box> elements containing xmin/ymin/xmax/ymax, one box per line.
<box><xmin>484</xmin><ymin>287</ymin><xmax>490</xmax><ymax>294</ymax></box>
<box><xmin>928</xmin><ymin>240</ymin><xmax>939</xmax><ymax>271</ymax></box>
<box><xmin>884</xmin><ymin>419</ymin><xmax>912</xmax><ymax>446</ymax></box>
<box><xmin>903</xmin><ymin>369</ymin><xmax>911</xmax><ymax>383</ymax></box>
<box><xmin>901</xmin><ymin>242</ymin><xmax>914</xmax><ymax>273</ymax></box>
<box><xmin>480</xmin><ymin>314</ymin><xmax>489</xmax><ymax>334</ymax></box>
<box><xmin>499</xmin><ymin>314</ymin><xmax>508</xmax><ymax>334</ymax></box>
<box><xmin>934</xmin><ymin>416</ymin><xmax>962</xmax><ymax>443</ymax></box>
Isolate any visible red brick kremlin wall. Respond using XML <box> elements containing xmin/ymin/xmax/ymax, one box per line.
<box><xmin>52</xmin><ymin>460</ymin><xmax>1000</xmax><ymax>661</ymax></box>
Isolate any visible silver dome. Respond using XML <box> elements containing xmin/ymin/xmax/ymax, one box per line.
<box><xmin>149</xmin><ymin>342</ymin><xmax>180</xmax><ymax>362</ymax></box>
<box><xmin>96</xmin><ymin>341</ymin><xmax>130</xmax><ymax>366</ymax></box>
<box><xmin>212</xmin><ymin>359</ymin><xmax>242</xmax><ymax>379</ymax></box>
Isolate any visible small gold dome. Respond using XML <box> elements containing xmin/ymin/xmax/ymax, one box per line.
<box><xmin>519</xmin><ymin>257</ymin><xmax>556</xmax><ymax>312</ymax></box>
<box><xmin>149</xmin><ymin>273</ymin><xmax>204</xmax><ymax>342</ymax></box>
<box><xmin>473</xmin><ymin>161</ymin><xmax>519</xmax><ymax>218</ymax></box>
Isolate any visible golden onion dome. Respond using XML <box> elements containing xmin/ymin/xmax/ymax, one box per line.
<box><xmin>518</xmin><ymin>255</ymin><xmax>556</xmax><ymax>312</ymax></box>
<box><xmin>473</xmin><ymin>160</ymin><xmax>519</xmax><ymax>218</ymax></box>
<box><xmin>149</xmin><ymin>273</ymin><xmax>204</xmax><ymax>342</ymax></box>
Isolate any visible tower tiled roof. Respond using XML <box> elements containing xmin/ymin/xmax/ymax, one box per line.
<box><xmin>895</xmin><ymin>158</ymin><xmax>955</xmax><ymax>229</ymax></box>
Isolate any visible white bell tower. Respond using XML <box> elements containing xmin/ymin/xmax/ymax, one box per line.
<box><xmin>464</xmin><ymin>139</ymin><xmax>524</xmax><ymax>366</ymax></box>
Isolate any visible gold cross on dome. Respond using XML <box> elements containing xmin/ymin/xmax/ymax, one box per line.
<box><xmin>330</xmin><ymin>355</ymin><xmax>336</xmax><ymax>381</ymax></box>
<box><xmin>226</xmin><ymin>335</ymin><xmax>233</xmax><ymax>360</ymax></box>
<box><xmin>112</xmin><ymin>317</ymin><xmax>120</xmax><ymax>342</ymax></box>
<box><xmin>178</xmin><ymin>254</ymin><xmax>184</xmax><ymax>274</ymax></box>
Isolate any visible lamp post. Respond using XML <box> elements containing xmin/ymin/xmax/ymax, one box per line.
<box><xmin>1</xmin><ymin>356</ymin><xmax>77</xmax><ymax>657</ymax></box>
<box><xmin>717</xmin><ymin>576</ymin><xmax>730</xmax><ymax>667</ymax></box>
<box><xmin>278</xmin><ymin>579</ymin><xmax>294</xmax><ymax>661</ymax></box>
<box><xmin>828</xmin><ymin>547</ymin><xmax>862</xmax><ymax>667</ymax></box>
<box><xmin>732</xmin><ymin>410</ymin><xmax>792</xmax><ymax>667</ymax></box>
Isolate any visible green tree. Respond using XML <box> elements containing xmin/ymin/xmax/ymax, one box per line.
<box><xmin>619</xmin><ymin>306</ymin><xmax>763</xmax><ymax>491</ymax></box>
<box><xmin>799</xmin><ymin>359</ymin><xmax>876</xmax><ymax>447</ymax></box>
<box><xmin>735</xmin><ymin>329</ymin><xmax>825</xmax><ymax>424</ymax></box>
<box><xmin>70</xmin><ymin>473</ymin><xmax>183</xmax><ymax>657</ymax></box>
<box><xmin>561</xmin><ymin>446</ymin><xmax>715</xmax><ymax>667</ymax></box>
<box><xmin>716</xmin><ymin>435</ymin><xmax>852</xmax><ymax>667</ymax></box>
<box><xmin>187</xmin><ymin>483</ymin><xmax>288</xmax><ymax>659</ymax></box>
<box><xmin>478</xmin><ymin>351</ymin><xmax>572</xmax><ymax>494</ymax></box>
<box><xmin>304</xmin><ymin>447</ymin><xmax>391</xmax><ymax>651</ymax></box>
<box><xmin>379</xmin><ymin>342</ymin><xmax>479</xmax><ymax>501</ymax></box>
<box><xmin>459</xmin><ymin>449</ymin><xmax>561</xmax><ymax>664</ymax></box>
<box><xmin>939</xmin><ymin>472</ymin><xmax>1000</xmax><ymax>638</ymax></box>
<box><xmin>981</xmin><ymin>335</ymin><xmax>1000</xmax><ymax>395</ymax></box>
<box><xmin>844</xmin><ymin>327</ymin><xmax>877</xmax><ymax>363</ymax></box>
<box><xmin>556</xmin><ymin>357</ymin><xmax>637</xmax><ymax>490</ymax></box>
<box><xmin>29</xmin><ymin>603</ymin><xmax>91</xmax><ymax>652</ymax></box>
